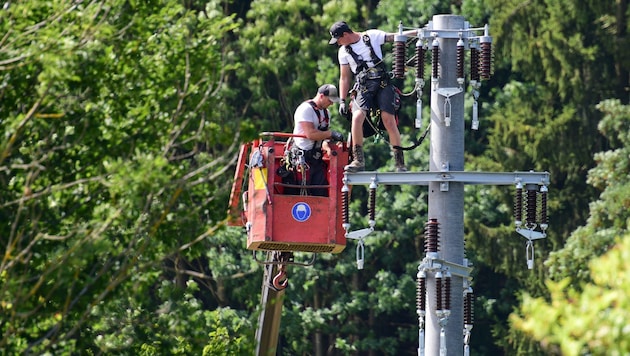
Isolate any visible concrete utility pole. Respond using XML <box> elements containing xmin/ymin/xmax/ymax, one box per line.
<box><xmin>425</xmin><ymin>15</ymin><xmax>466</xmax><ymax>356</ymax></box>
<box><xmin>344</xmin><ymin>14</ymin><xmax>550</xmax><ymax>356</ymax></box>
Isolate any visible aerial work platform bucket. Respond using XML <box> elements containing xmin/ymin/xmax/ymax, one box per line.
<box><xmin>228</xmin><ymin>132</ymin><xmax>349</xmax><ymax>254</ymax></box>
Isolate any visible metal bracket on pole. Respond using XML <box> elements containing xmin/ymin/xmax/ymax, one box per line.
<box><xmin>436</xmin><ymin>87</ymin><xmax>463</xmax><ymax>126</ymax></box>
<box><xmin>420</xmin><ymin>260</ymin><xmax>472</xmax><ymax>280</ymax></box>
<box><xmin>516</xmin><ymin>228</ymin><xmax>546</xmax><ymax>269</ymax></box>
<box><xmin>346</xmin><ymin>228</ymin><xmax>374</xmax><ymax>270</ymax></box>
<box><xmin>440</xmin><ymin>161</ymin><xmax>450</xmax><ymax>192</ymax></box>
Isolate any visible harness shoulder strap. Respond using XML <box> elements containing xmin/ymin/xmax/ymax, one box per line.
<box><xmin>306</xmin><ymin>100</ymin><xmax>320</xmax><ymax>120</ymax></box>
<box><xmin>306</xmin><ymin>100</ymin><xmax>329</xmax><ymax>130</ymax></box>
<box><xmin>344</xmin><ymin>34</ymin><xmax>382</xmax><ymax>73</ymax></box>
<box><xmin>344</xmin><ymin>45</ymin><xmax>365</xmax><ymax>73</ymax></box>
<box><xmin>361</xmin><ymin>34</ymin><xmax>381</xmax><ymax>64</ymax></box>
<box><xmin>303</xmin><ymin>100</ymin><xmax>328</xmax><ymax>151</ymax></box>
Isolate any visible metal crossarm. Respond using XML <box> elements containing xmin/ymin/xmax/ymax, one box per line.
<box><xmin>344</xmin><ymin>171</ymin><xmax>550</xmax><ymax>186</ymax></box>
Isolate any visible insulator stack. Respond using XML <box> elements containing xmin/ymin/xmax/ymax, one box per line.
<box><xmin>480</xmin><ymin>38</ymin><xmax>492</xmax><ymax>80</ymax></box>
<box><xmin>435</xmin><ymin>271</ymin><xmax>443</xmax><ymax>311</ymax></box>
<box><xmin>526</xmin><ymin>186</ymin><xmax>537</xmax><ymax>227</ymax></box>
<box><xmin>424</xmin><ymin>218</ymin><xmax>440</xmax><ymax>253</ymax></box>
<box><xmin>393</xmin><ymin>22</ymin><xmax>406</xmax><ymax>80</ymax></box>
<box><xmin>341</xmin><ymin>184</ymin><xmax>349</xmax><ymax>228</ymax></box>
<box><xmin>444</xmin><ymin>272</ymin><xmax>452</xmax><ymax>310</ymax></box>
<box><xmin>514</xmin><ymin>182</ymin><xmax>523</xmax><ymax>228</ymax></box>
<box><xmin>540</xmin><ymin>185</ymin><xmax>548</xmax><ymax>231</ymax></box>
<box><xmin>464</xmin><ymin>289</ymin><xmax>474</xmax><ymax>325</ymax></box>
<box><xmin>431</xmin><ymin>38</ymin><xmax>439</xmax><ymax>79</ymax></box>
<box><xmin>417</xmin><ymin>270</ymin><xmax>426</xmax><ymax>313</ymax></box>
<box><xmin>416</xmin><ymin>41</ymin><xmax>425</xmax><ymax>79</ymax></box>
<box><xmin>456</xmin><ymin>38</ymin><xmax>465</xmax><ymax>82</ymax></box>
<box><xmin>368</xmin><ymin>181</ymin><xmax>377</xmax><ymax>224</ymax></box>
<box><xmin>393</xmin><ymin>40</ymin><xmax>406</xmax><ymax>79</ymax></box>
<box><xmin>470</xmin><ymin>46</ymin><xmax>480</xmax><ymax>82</ymax></box>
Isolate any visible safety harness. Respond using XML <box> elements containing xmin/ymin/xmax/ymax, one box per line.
<box><xmin>344</xmin><ymin>34</ymin><xmax>394</xmax><ymax>142</ymax></box>
<box><xmin>305</xmin><ymin>99</ymin><xmax>329</xmax><ymax>152</ymax></box>
<box><xmin>345</xmin><ymin>34</ymin><xmax>429</xmax><ymax>151</ymax></box>
<box><xmin>279</xmin><ymin>101</ymin><xmax>330</xmax><ymax>195</ymax></box>
<box><xmin>306</xmin><ymin>100</ymin><xmax>329</xmax><ymax>130</ymax></box>
<box><xmin>344</xmin><ymin>34</ymin><xmax>385</xmax><ymax>74</ymax></box>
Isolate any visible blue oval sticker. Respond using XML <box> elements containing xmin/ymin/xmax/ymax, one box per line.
<box><xmin>291</xmin><ymin>202</ymin><xmax>311</xmax><ymax>222</ymax></box>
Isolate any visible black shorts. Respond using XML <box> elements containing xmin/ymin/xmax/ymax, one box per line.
<box><xmin>354</xmin><ymin>80</ymin><xmax>397</xmax><ymax>115</ymax></box>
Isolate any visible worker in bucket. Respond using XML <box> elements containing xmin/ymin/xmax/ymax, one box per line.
<box><xmin>287</xmin><ymin>84</ymin><xmax>344</xmax><ymax>196</ymax></box>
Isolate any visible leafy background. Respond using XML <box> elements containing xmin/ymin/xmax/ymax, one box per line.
<box><xmin>1</xmin><ymin>0</ymin><xmax>629</xmax><ymax>355</ymax></box>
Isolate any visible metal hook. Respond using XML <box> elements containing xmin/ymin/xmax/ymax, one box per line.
<box><xmin>272</xmin><ymin>270</ymin><xmax>288</xmax><ymax>290</ymax></box>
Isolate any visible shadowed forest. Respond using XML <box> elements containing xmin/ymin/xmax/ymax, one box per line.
<box><xmin>1</xmin><ymin>0</ymin><xmax>629</xmax><ymax>355</ymax></box>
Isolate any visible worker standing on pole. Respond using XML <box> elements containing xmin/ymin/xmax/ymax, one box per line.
<box><xmin>329</xmin><ymin>21</ymin><xmax>416</xmax><ymax>173</ymax></box>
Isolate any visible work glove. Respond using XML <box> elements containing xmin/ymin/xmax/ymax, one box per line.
<box><xmin>338</xmin><ymin>101</ymin><xmax>348</xmax><ymax>118</ymax></box>
<box><xmin>330</xmin><ymin>131</ymin><xmax>344</xmax><ymax>142</ymax></box>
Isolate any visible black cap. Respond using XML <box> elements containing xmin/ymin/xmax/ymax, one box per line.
<box><xmin>329</xmin><ymin>21</ymin><xmax>351</xmax><ymax>44</ymax></box>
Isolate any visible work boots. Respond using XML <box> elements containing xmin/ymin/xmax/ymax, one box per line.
<box><xmin>345</xmin><ymin>145</ymin><xmax>365</xmax><ymax>172</ymax></box>
<box><xmin>345</xmin><ymin>146</ymin><xmax>406</xmax><ymax>172</ymax></box>
<box><xmin>394</xmin><ymin>149</ymin><xmax>407</xmax><ymax>172</ymax></box>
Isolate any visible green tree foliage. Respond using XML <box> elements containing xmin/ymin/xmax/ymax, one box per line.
<box><xmin>506</xmin><ymin>98</ymin><xmax>630</xmax><ymax>354</ymax></box>
<box><xmin>545</xmin><ymin>99</ymin><xmax>630</xmax><ymax>283</ymax></box>
<box><xmin>475</xmin><ymin>0</ymin><xmax>624</xmax><ymax>247</ymax></box>
<box><xmin>512</xmin><ymin>233</ymin><xmax>630</xmax><ymax>355</ymax></box>
<box><xmin>238</xmin><ymin>0</ymin><xmax>342</xmax><ymax>131</ymax></box>
<box><xmin>0</xmin><ymin>0</ymin><xmax>254</xmax><ymax>354</ymax></box>
<box><xmin>2</xmin><ymin>0</ymin><xmax>629</xmax><ymax>354</ymax></box>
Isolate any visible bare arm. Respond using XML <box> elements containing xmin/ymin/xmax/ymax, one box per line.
<box><xmin>384</xmin><ymin>29</ymin><xmax>419</xmax><ymax>42</ymax></box>
<box><xmin>339</xmin><ymin>64</ymin><xmax>353</xmax><ymax>101</ymax></box>
<box><xmin>299</xmin><ymin>121</ymin><xmax>333</xmax><ymax>141</ymax></box>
